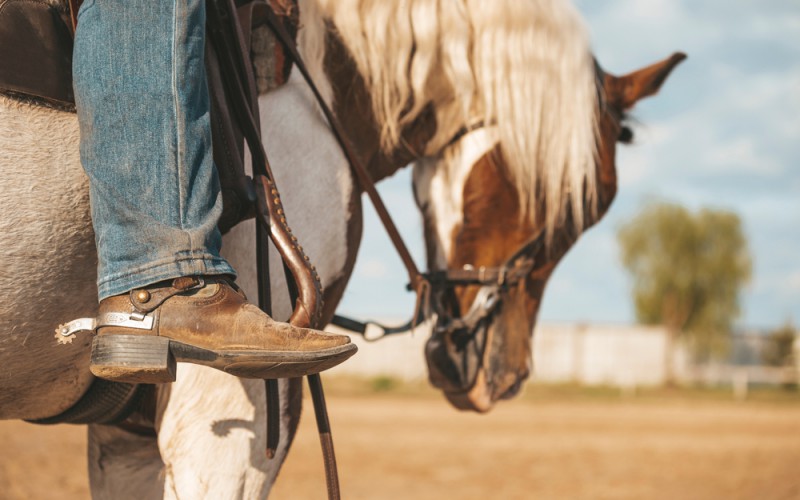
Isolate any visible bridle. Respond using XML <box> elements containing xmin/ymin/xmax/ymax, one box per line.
<box><xmin>422</xmin><ymin>230</ymin><xmax>544</xmax><ymax>336</ymax></box>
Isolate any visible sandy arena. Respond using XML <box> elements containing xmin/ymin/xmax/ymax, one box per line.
<box><xmin>1</xmin><ymin>388</ymin><xmax>799</xmax><ymax>499</ymax></box>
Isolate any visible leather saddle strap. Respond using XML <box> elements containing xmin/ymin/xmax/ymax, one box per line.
<box><xmin>207</xmin><ymin>0</ymin><xmax>324</xmax><ymax>329</ymax></box>
<box><xmin>263</xmin><ymin>12</ymin><xmax>432</xmax><ymax>497</ymax></box>
<box><xmin>255</xmin><ymin>175</ymin><xmax>281</xmax><ymax>458</ymax></box>
<box><xmin>261</xmin><ymin>7</ymin><xmax>425</xmax><ymax>293</ymax></box>
<box><xmin>211</xmin><ymin>0</ymin><xmax>290</xmax><ymax>462</ymax></box>
<box><xmin>207</xmin><ymin>5</ymin><xmax>341</xmax><ymax>497</ymax></box>
<box><xmin>207</xmin><ymin>0</ymin><xmax>283</xmax><ymax>459</ymax></box>
<box><xmin>208</xmin><ymin>4</ymin><xmax>340</xmax><ymax>488</ymax></box>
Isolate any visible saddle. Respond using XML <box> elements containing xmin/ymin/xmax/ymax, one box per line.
<box><xmin>0</xmin><ymin>0</ymin><xmax>298</xmax><ymax>233</ymax></box>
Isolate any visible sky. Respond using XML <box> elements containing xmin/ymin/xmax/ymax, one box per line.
<box><xmin>336</xmin><ymin>0</ymin><xmax>800</xmax><ymax>331</ymax></box>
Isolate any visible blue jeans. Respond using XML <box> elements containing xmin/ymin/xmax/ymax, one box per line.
<box><xmin>73</xmin><ymin>0</ymin><xmax>236</xmax><ymax>301</ymax></box>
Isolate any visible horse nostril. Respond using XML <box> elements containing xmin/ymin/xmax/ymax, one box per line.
<box><xmin>499</xmin><ymin>378</ymin><xmax>524</xmax><ymax>400</ymax></box>
<box><xmin>450</xmin><ymin>328</ymin><xmax>473</xmax><ymax>349</ymax></box>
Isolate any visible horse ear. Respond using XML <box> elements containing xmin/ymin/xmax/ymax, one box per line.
<box><xmin>617</xmin><ymin>52</ymin><xmax>686</xmax><ymax>110</ymax></box>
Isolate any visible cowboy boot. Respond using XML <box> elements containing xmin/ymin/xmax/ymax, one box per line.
<box><xmin>89</xmin><ymin>276</ymin><xmax>356</xmax><ymax>383</ymax></box>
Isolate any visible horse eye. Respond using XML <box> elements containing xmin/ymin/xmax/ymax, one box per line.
<box><xmin>618</xmin><ymin>126</ymin><xmax>634</xmax><ymax>144</ymax></box>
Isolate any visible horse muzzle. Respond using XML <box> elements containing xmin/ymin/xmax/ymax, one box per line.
<box><xmin>424</xmin><ymin>306</ymin><xmax>531</xmax><ymax>412</ymax></box>
<box><xmin>425</xmin><ymin>320</ymin><xmax>489</xmax><ymax>395</ymax></box>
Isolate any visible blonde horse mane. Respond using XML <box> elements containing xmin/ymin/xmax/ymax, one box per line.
<box><xmin>308</xmin><ymin>0</ymin><xmax>598</xmax><ymax>236</ymax></box>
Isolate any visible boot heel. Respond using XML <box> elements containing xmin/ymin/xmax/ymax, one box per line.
<box><xmin>90</xmin><ymin>335</ymin><xmax>177</xmax><ymax>384</ymax></box>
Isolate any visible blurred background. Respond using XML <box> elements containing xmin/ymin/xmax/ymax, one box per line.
<box><xmin>2</xmin><ymin>0</ymin><xmax>798</xmax><ymax>499</ymax></box>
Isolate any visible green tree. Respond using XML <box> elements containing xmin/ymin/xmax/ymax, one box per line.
<box><xmin>618</xmin><ymin>203</ymin><xmax>752</xmax><ymax>382</ymax></box>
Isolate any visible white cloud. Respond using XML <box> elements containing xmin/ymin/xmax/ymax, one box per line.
<box><xmin>617</xmin><ymin>122</ymin><xmax>676</xmax><ymax>188</ymax></box>
<box><xmin>627</xmin><ymin>0</ymin><xmax>684</xmax><ymax>22</ymax></box>
<box><xmin>579</xmin><ymin>0</ymin><xmax>724</xmax><ymax>68</ymax></box>
<box><xmin>703</xmin><ymin>136</ymin><xmax>781</xmax><ymax>175</ymax></box>
<box><xmin>752</xmin><ymin>270</ymin><xmax>800</xmax><ymax>301</ymax></box>
<box><xmin>619</xmin><ymin>63</ymin><xmax>799</xmax><ymax>190</ymax></box>
<box><xmin>772</xmin><ymin>269</ymin><xmax>800</xmax><ymax>299</ymax></box>
<box><xmin>779</xmin><ymin>271</ymin><xmax>800</xmax><ymax>295</ymax></box>
<box><xmin>747</xmin><ymin>12</ymin><xmax>800</xmax><ymax>39</ymax></box>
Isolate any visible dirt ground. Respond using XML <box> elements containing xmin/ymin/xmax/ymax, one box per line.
<box><xmin>1</xmin><ymin>390</ymin><xmax>799</xmax><ymax>500</ymax></box>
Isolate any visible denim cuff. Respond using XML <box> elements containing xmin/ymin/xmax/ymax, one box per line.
<box><xmin>97</xmin><ymin>253</ymin><xmax>237</xmax><ymax>301</ymax></box>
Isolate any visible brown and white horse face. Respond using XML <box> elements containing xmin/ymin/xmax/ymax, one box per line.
<box><xmin>413</xmin><ymin>53</ymin><xmax>686</xmax><ymax>412</ymax></box>
<box><xmin>414</xmin><ymin>132</ymin><xmax>543</xmax><ymax>412</ymax></box>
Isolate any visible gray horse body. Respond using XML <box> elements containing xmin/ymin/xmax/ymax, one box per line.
<box><xmin>0</xmin><ymin>96</ymin><xmax>96</xmax><ymax>419</ymax></box>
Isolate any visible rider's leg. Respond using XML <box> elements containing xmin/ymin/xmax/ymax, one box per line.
<box><xmin>72</xmin><ymin>0</ymin><xmax>354</xmax><ymax>383</ymax></box>
<box><xmin>73</xmin><ymin>0</ymin><xmax>228</xmax><ymax>297</ymax></box>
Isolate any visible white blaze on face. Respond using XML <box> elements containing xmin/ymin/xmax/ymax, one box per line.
<box><xmin>412</xmin><ymin>128</ymin><xmax>499</xmax><ymax>269</ymax></box>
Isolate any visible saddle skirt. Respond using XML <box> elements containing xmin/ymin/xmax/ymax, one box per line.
<box><xmin>0</xmin><ymin>0</ymin><xmax>74</xmax><ymax>105</ymax></box>
<box><xmin>0</xmin><ymin>0</ymin><xmax>298</xmax><ymax>107</ymax></box>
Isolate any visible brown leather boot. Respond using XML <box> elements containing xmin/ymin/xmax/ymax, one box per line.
<box><xmin>89</xmin><ymin>276</ymin><xmax>356</xmax><ymax>383</ymax></box>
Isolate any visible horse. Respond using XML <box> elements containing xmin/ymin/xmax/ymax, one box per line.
<box><xmin>1</xmin><ymin>0</ymin><xmax>683</xmax><ymax>496</ymax></box>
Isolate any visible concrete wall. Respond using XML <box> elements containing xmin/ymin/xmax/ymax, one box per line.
<box><xmin>531</xmin><ymin>323</ymin><xmax>686</xmax><ymax>386</ymax></box>
<box><xmin>326</xmin><ymin>321</ymin><xmax>687</xmax><ymax>387</ymax></box>
<box><xmin>326</xmin><ymin>320</ymin><xmax>431</xmax><ymax>382</ymax></box>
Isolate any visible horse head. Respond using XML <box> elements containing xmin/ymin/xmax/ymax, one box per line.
<box><xmin>317</xmin><ymin>0</ymin><xmax>685</xmax><ymax>411</ymax></box>
<box><xmin>413</xmin><ymin>53</ymin><xmax>686</xmax><ymax>411</ymax></box>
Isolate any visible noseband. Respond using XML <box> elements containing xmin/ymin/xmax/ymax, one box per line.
<box><xmin>422</xmin><ymin>230</ymin><xmax>545</xmax><ymax>335</ymax></box>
